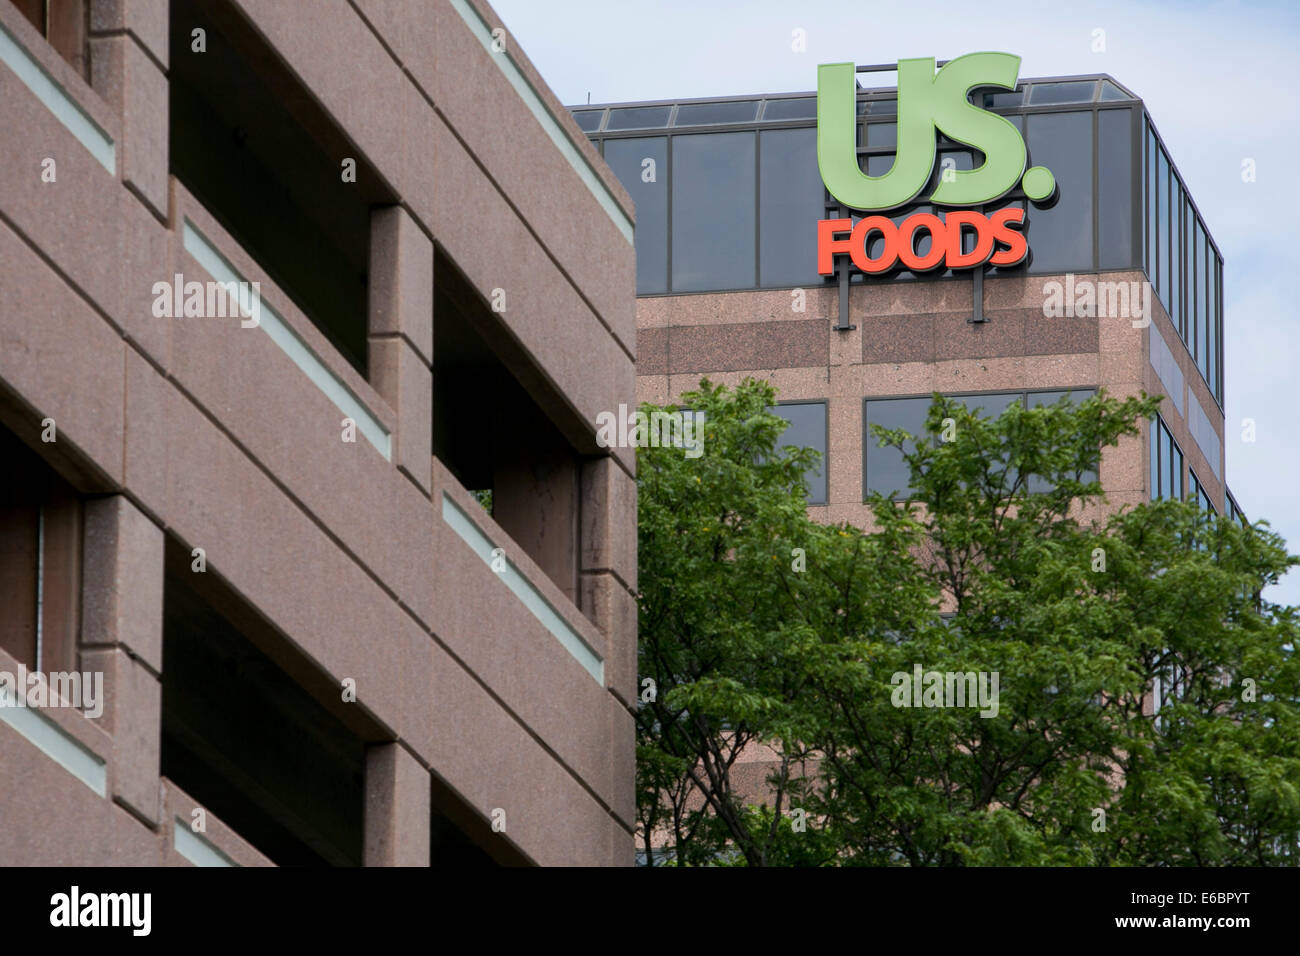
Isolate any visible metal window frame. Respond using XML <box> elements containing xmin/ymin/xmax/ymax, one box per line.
<box><xmin>862</xmin><ymin>386</ymin><xmax>1097</xmax><ymax>501</ymax></box>
<box><xmin>583</xmin><ymin>83</ymin><xmax>1227</xmax><ymax>411</ymax></box>
<box><xmin>771</xmin><ymin>398</ymin><xmax>830</xmax><ymax>506</ymax></box>
<box><xmin>1150</xmin><ymin>414</ymin><xmax>1185</xmax><ymax>502</ymax></box>
<box><xmin>585</xmin><ymin>90</ymin><xmax>1147</xmax><ymax>298</ymax></box>
<box><xmin>1143</xmin><ymin>113</ymin><xmax>1225</xmax><ymax>411</ymax></box>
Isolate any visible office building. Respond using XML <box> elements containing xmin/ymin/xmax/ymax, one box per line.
<box><xmin>0</xmin><ymin>0</ymin><xmax>637</xmax><ymax>866</ymax></box>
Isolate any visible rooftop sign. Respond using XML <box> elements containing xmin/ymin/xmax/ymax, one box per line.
<box><xmin>816</xmin><ymin>52</ymin><xmax>1054</xmax><ymax>276</ymax></box>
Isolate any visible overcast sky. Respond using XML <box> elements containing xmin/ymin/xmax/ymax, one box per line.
<box><xmin>493</xmin><ymin>0</ymin><xmax>1300</xmax><ymax>604</ymax></box>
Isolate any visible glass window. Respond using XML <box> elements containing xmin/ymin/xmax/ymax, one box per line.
<box><xmin>1190</xmin><ymin>471</ymin><xmax>1216</xmax><ymax>514</ymax></box>
<box><xmin>604</xmin><ymin>137</ymin><xmax>668</xmax><ymax>294</ymax></box>
<box><xmin>934</xmin><ymin>150</ymin><xmax>974</xmax><ymax>192</ymax></box>
<box><xmin>572</xmin><ymin>110</ymin><xmax>603</xmax><ymax>132</ymax></box>
<box><xmin>1156</xmin><ymin>147</ymin><xmax>1171</xmax><ymax>309</ymax></box>
<box><xmin>952</xmin><ymin>392</ymin><xmax>1022</xmax><ymax>489</ymax></box>
<box><xmin>1150</xmin><ymin>418</ymin><xmax>1160</xmax><ymax>501</ymax></box>
<box><xmin>1193</xmin><ymin>217</ymin><xmax>1205</xmax><ymax>380</ymax></box>
<box><xmin>1166</xmin><ymin>427</ymin><xmax>1179</xmax><ymax>500</ymax></box>
<box><xmin>1028</xmin><ymin>81</ymin><xmax>1098</xmax><ymax>105</ymax></box>
<box><xmin>671</xmin><ymin>132</ymin><xmax>756</xmax><ymax>291</ymax></box>
<box><xmin>1025</xmin><ymin>112</ymin><xmax>1094</xmax><ymax>274</ymax></box>
<box><xmin>865</xmin><ymin>153</ymin><xmax>894</xmax><ymax>177</ymax></box>
<box><xmin>866</xmin><ymin>122</ymin><xmax>897</xmax><ymax>148</ymax></box>
<box><xmin>762</xmin><ymin>97</ymin><xmax>817</xmax><ymax>121</ymax></box>
<box><xmin>1146</xmin><ymin>124</ymin><xmax>1158</xmax><ymax>284</ymax></box>
<box><xmin>1202</xmin><ymin>229</ymin><xmax>1215</xmax><ymax>396</ymax></box>
<box><xmin>1206</xmin><ymin>252</ymin><xmax>1216</xmax><ymax>403</ymax></box>
<box><xmin>1098</xmin><ymin>80</ymin><xmax>1131</xmax><ymax>102</ymax></box>
<box><xmin>1150</xmin><ymin>415</ymin><xmax>1186</xmax><ymax>501</ymax></box>
<box><xmin>674</xmin><ymin>100</ymin><xmax>758</xmax><ymax>127</ymax></box>
<box><xmin>865</xmin><ymin>398</ymin><xmax>930</xmax><ymax>499</ymax></box>
<box><xmin>1170</xmin><ymin>182</ymin><xmax>1182</xmax><ymax>339</ymax></box>
<box><xmin>951</xmin><ymin>391</ymin><xmax>1021</xmax><ymax>420</ymax></box>
<box><xmin>1209</xmin><ymin>249</ymin><xmax>1220</xmax><ymax>402</ymax></box>
<box><xmin>771</xmin><ymin>402</ymin><xmax>827</xmax><ymax>505</ymax></box>
<box><xmin>1184</xmin><ymin>205</ymin><xmax>1196</xmax><ymax>359</ymax></box>
<box><xmin>866</xmin><ymin>391</ymin><xmax>1106</xmax><ymax>501</ymax></box>
<box><xmin>982</xmin><ymin>89</ymin><xmax>1024</xmax><ymax>109</ymax></box>
<box><xmin>605</xmin><ymin>106</ymin><xmax>670</xmax><ymax>130</ymax></box>
<box><xmin>866</xmin><ymin>97</ymin><xmax>897</xmax><ymax>115</ymax></box>
<box><xmin>759</xmin><ymin>128</ymin><xmax>822</xmax><ymax>288</ymax></box>
<box><xmin>1028</xmin><ymin>389</ymin><xmax>1097</xmax><ymax>491</ymax></box>
<box><xmin>606</xmin><ymin>105</ymin><xmax>672</xmax><ymax>131</ymax></box>
<box><xmin>1098</xmin><ymin>109</ymin><xmax>1134</xmax><ymax>269</ymax></box>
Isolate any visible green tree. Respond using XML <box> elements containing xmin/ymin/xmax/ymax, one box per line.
<box><xmin>636</xmin><ymin>381</ymin><xmax>1300</xmax><ymax>865</ymax></box>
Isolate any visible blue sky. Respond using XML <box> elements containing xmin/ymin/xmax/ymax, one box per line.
<box><xmin>493</xmin><ymin>0</ymin><xmax>1300</xmax><ymax>604</ymax></box>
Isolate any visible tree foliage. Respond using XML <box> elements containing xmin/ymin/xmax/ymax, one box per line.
<box><xmin>635</xmin><ymin>378</ymin><xmax>1300</xmax><ymax>865</ymax></box>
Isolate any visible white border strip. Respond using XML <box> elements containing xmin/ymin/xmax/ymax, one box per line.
<box><xmin>441</xmin><ymin>493</ymin><xmax>604</xmax><ymax>684</ymax></box>
<box><xmin>183</xmin><ymin>219</ymin><xmax>392</xmax><ymax>460</ymax></box>
<box><xmin>448</xmin><ymin>0</ymin><xmax>633</xmax><ymax>245</ymax></box>
<box><xmin>173</xmin><ymin>818</ymin><xmax>238</xmax><ymax>867</ymax></box>
<box><xmin>0</xmin><ymin>685</ymin><xmax>107</xmax><ymax>796</ymax></box>
<box><xmin>0</xmin><ymin>20</ymin><xmax>115</xmax><ymax>173</ymax></box>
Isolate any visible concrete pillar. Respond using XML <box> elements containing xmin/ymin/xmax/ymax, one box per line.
<box><xmin>369</xmin><ymin>206</ymin><xmax>434</xmax><ymax>494</ymax></box>
<box><xmin>89</xmin><ymin>0</ymin><xmax>168</xmax><ymax>221</ymax></box>
<box><xmin>79</xmin><ymin>495</ymin><xmax>163</xmax><ymax>827</ymax></box>
<box><xmin>578</xmin><ymin>456</ymin><xmax>638</xmax><ymax>707</ymax></box>
<box><xmin>363</xmin><ymin>742</ymin><xmax>430</xmax><ymax>866</ymax></box>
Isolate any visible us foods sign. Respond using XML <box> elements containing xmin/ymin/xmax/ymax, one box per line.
<box><xmin>816</xmin><ymin>52</ymin><xmax>1054</xmax><ymax>276</ymax></box>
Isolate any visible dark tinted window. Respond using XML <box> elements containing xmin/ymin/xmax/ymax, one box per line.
<box><xmin>1098</xmin><ymin>108</ymin><xmax>1134</xmax><ymax>269</ymax></box>
<box><xmin>1025</xmin><ymin>111</ymin><xmax>1093</xmax><ymax>274</ymax></box>
<box><xmin>982</xmin><ymin>89</ymin><xmax>1024</xmax><ymax>108</ymax></box>
<box><xmin>1146</xmin><ymin>125</ymin><xmax>1158</xmax><ymax>284</ymax></box>
<box><xmin>762</xmin><ymin>98</ymin><xmax>816</xmax><ymax>120</ymax></box>
<box><xmin>1156</xmin><ymin>147</ymin><xmax>1171</xmax><ymax>308</ymax></box>
<box><xmin>1185</xmin><ymin>200</ymin><xmax>1196</xmax><ymax>349</ymax></box>
<box><xmin>672</xmin><ymin>132</ymin><xmax>756</xmax><ymax>291</ymax></box>
<box><xmin>606</xmin><ymin>105</ymin><xmax>672</xmax><ymax>131</ymax></box>
<box><xmin>604</xmin><ymin>137</ymin><xmax>669</xmax><ymax>294</ymax></box>
<box><xmin>771</xmin><ymin>402</ymin><xmax>827</xmax><ymax>505</ymax></box>
<box><xmin>759</xmin><ymin>128</ymin><xmax>822</xmax><ymax>288</ymax></box>
<box><xmin>1170</xmin><ymin>180</ymin><xmax>1182</xmax><ymax>337</ymax></box>
<box><xmin>1150</xmin><ymin>417</ymin><xmax>1160</xmax><ymax>500</ymax></box>
<box><xmin>865</xmin><ymin>398</ymin><xmax>929</xmax><ymax>499</ymax></box>
<box><xmin>1151</xmin><ymin>416</ymin><xmax>1183</xmax><ymax>501</ymax></box>
<box><xmin>952</xmin><ymin>391</ymin><xmax>1021</xmax><ymax>419</ymax></box>
<box><xmin>1029</xmin><ymin>81</ymin><xmax>1097</xmax><ymax>105</ymax></box>
<box><xmin>866</xmin><ymin>122</ymin><xmax>897</xmax><ymax>148</ymax></box>
<box><xmin>674</xmin><ymin>101</ymin><xmax>758</xmax><ymax>126</ymax></box>
<box><xmin>1201</xmin><ymin>244</ymin><xmax>1211</xmax><ymax>403</ymax></box>
<box><xmin>951</xmin><ymin>392</ymin><xmax>1021</xmax><ymax>488</ymax></box>
<box><xmin>573</xmin><ymin>110</ymin><xmax>603</xmax><ymax>132</ymax></box>
<box><xmin>1028</xmin><ymin>389</ymin><xmax>1097</xmax><ymax>491</ymax></box>
<box><xmin>1189</xmin><ymin>471</ymin><xmax>1215</xmax><ymax>513</ymax></box>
